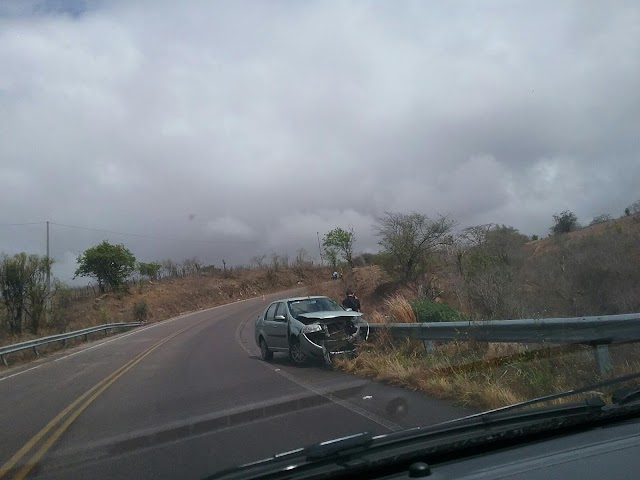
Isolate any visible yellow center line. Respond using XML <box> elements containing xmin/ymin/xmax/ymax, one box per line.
<box><xmin>0</xmin><ymin>349</ymin><xmax>148</xmax><ymax>478</ymax></box>
<box><xmin>0</xmin><ymin>321</ymin><xmax>201</xmax><ymax>480</ymax></box>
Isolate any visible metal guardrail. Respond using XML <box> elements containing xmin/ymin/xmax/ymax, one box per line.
<box><xmin>368</xmin><ymin>313</ymin><xmax>640</xmax><ymax>374</ymax></box>
<box><xmin>0</xmin><ymin>322</ymin><xmax>146</xmax><ymax>366</ymax></box>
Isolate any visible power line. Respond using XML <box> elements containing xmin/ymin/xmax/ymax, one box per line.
<box><xmin>0</xmin><ymin>222</ymin><xmax>46</xmax><ymax>227</ymax></box>
<box><xmin>48</xmin><ymin>222</ymin><xmax>257</xmax><ymax>244</ymax></box>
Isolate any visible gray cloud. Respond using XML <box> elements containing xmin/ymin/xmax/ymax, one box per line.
<box><xmin>1</xmin><ymin>1</ymin><xmax>639</xmax><ymax>282</ymax></box>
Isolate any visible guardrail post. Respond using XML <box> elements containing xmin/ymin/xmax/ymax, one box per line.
<box><xmin>32</xmin><ymin>346</ymin><xmax>39</xmax><ymax>357</ymax></box>
<box><xmin>594</xmin><ymin>344</ymin><xmax>612</xmax><ymax>374</ymax></box>
<box><xmin>84</xmin><ymin>333</ymin><xmax>89</xmax><ymax>342</ymax></box>
<box><xmin>1</xmin><ymin>354</ymin><xmax>7</xmax><ymax>366</ymax></box>
<box><xmin>423</xmin><ymin>340</ymin><xmax>434</xmax><ymax>353</ymax></box>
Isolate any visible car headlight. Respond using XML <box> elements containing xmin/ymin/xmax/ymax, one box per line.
<box><xmin>302</xmin><ymin>324</ymin><xmax>323</xmax><ymax>334</ymax></box>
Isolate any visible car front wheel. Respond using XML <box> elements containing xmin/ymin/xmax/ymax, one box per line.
<box><xmin>289</xmin><ymin>338</ymin><xmax>308</xmax><ymax>366</ymax></box>
<box><xmin>260</xmin><ymin>338</ymin><xmax>273</xmax><ymax>361</ymax></box>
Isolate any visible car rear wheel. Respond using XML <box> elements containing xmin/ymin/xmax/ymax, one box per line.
<box><xmin>289</xmin><ymin>338</ymin><xmax>308</xmax><ymax>366</ymax></box>
<box><xmin>260</xmin><ymin>338</ymin><xmax>273</xmax><ymax>361</ymax></box>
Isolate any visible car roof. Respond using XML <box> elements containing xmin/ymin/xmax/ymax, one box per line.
<box><xmin>283</xmin><ymin>295</ymin><xmax>333</xmax><ymax>302</ymax></box>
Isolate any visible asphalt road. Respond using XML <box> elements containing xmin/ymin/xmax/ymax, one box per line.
<box><xmin>0</xmin><ymin>290</ymin><xmax>473</xmax><ymax>479</ymax></box>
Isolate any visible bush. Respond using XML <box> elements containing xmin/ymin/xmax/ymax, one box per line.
<box><xmin>410</xmin><ymin>298</ymin><xmax>465</xmax><ymax>322</ymax></box>
<box><xmin>531</xmin><ymin>234</ymin><xmax>539</xmax><ymax>241</ymax></box>
<box><xmin>550</xmin><ymin>211</ymin><xmax>579</xmax><ymax>235</ymax></box>
<box><xmin>133</xmin><ymin>302</ymin><xmax>148</xmax><ymax>321</ymax></box>
<box><xmin>590</xmin><ymin>214</ymin><xmax>612</xmax><ymax>226</ymax></box>
<box><xmin>627</xmin><ymin>200</ymin><xmax>640</xmax><ymax>215</ymax></box>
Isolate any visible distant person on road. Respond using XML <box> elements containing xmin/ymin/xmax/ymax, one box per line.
<box><xmin>342</xmin><ymin>289</ymin><xmax>361</xmax><ymax>312</ymax></box>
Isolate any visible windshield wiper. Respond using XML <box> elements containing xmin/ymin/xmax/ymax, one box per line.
<box><xmin>303</xmin><ymin>432</ymin><xmax>374</xmax><ymax>460</ymax></box>
<box><xmin>206</xmin><ymin>371</ymin><xmax>640</xmax><ymax>480</ymax></box>
<box><xmin>612</xmin><ymin>387</ymin><xmax>640</xmax><ymax>405</ymax></box>
<box><xmin>206</xmin><ymin>396</ymin><xmax>623</xmax><ymax>480</ymax></box>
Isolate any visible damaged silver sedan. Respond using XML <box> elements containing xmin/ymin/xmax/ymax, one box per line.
<box><xmin>254</xmin><ymin>296</ymin><xmax>369</xmax><ymax>366</ymax></box>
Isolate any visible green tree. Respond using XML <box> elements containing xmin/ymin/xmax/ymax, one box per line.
<box><xmin>323</xmin><ymin>227</ymin><xmax>356</xmax><ymax>268</ymax></box>
<box><xmin>0</xmin><ymin>253</ymin><xmax>53</xmax><ymax>334</ymax></box>
<box><xmin>324</xmin><ymin>248</ymin><xmax>338</xmax><ymax>269</ymax></box>
<box><xmin>374</xmin><ymin>212</ymin><xmax>454</xmax><ymax>283</ymax></box>
<box><xmin>74</xmin><ymin>241</ymin><xmax>136</xmax><ymax>293</ymax></box>
<box><xmin>138</xmin><ymin>261</ymin><xmax>161</xmax><ymax>280</ymax></box>
<box><xmin>550</xmin><ymin>210</ymin><xmax>580</xmax><ymax>235</ymax></box>
<box><xmin>24</xmin><ymin>254</ymin><xmax>54</xmax><ymax>334</ymax></box>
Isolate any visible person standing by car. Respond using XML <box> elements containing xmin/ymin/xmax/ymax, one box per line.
<box><xmin>342</xmin><ymin>289</ymin><xmax>361</xmax><ymax>312</ymax></box>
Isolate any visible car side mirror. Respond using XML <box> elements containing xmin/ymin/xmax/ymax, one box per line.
<box><xmin>345</xmin><ymin>308</ymin><xmax>352</xmax><ymax>312</ymax></box>
<box><xmin>274</xmin><ymin>314</ymin><xmax>286</xmax><ymax>321</ymax></box>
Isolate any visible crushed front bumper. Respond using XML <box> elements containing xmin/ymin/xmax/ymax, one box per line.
<box><xmin>299</xmin><ymin>321</ymin><xmax>369</xmax><ymax>359</ymax></box>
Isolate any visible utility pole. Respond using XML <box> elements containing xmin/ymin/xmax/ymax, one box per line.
<box><xmin>46</xmin><ymin>221</ymin><xmax>50</xmax><ymax>290</ymax></box>
<box><xmin>45</xmin><ymin>221</ymin><xmax>51</xmax><ymax>321</ymax></box>
<box><xmin>316</xmin><ymin>231</ymin><xmax>324</xmax><ymax>266</ymax></box>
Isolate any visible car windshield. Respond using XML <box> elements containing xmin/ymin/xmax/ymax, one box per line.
<box><xmin>1</xmin><ymin>2</ymin><xmax>639</xmax><ymax>479</ymax></box>
<box><xmin>288</xmin><ymin>297</ymin><xmax>345</xmax><ymax>321</ymax></box>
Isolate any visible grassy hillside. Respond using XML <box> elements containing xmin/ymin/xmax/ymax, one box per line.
<box><xmin>317</xmin><ymin>215</ymin><xmax>640</xmax><ymax>410</ymax></box>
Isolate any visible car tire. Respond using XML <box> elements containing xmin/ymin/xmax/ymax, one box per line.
<box><xmin>289</xmin><ymin>338</ymin><xmax>308</xmax><ymax>366</ymax></box>
<box><xmin>259</xmin><ymin>338</ymin><xmax>273</xmax><ymax>361</ymax></box>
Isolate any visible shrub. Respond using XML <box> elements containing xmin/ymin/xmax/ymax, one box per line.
<box><xmin>531</xmin><ymin>234</ymin><xmax>539</xmax><ymax>241</ymax></box>
<box><xmin>99</xmin><ymin>307</ymin><xmax>110</xmax><ymax>323</ymax></box>
<box><xmin>410</xmin><ymin>298</ymin><xmax>465</xmax><ymax>322</ymax></box>
<box><xmin>590</xmin><ymin>214</ymin><xmax>612</xmax><ymax>226</ymax></box>
<box><xmin>133</xmin><ymin>302</ymin><xmax>148</xmax><ymax>321</ymax></box>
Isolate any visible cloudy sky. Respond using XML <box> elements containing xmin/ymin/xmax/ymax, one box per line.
<box><xmin>1</xmin><ymin>0</ymin><xmax>639</xmax><ymax>283</ymax></box>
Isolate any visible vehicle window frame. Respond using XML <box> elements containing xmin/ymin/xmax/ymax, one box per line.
<box><xmin>287</xmin><ymin>297</ymin><xmax>345</xmax><ymax>319</ymax></box>
<box><xmin>264</xmin><ymin>303</ymin><xmax>278</xmax><ymax>322</ymax></box>
<box><xmin>274</xmin><ymin>302</ymin><xmax>288</xmax><ymax>321</ymax></box>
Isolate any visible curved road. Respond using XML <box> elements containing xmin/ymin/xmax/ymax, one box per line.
<box><xmin>0</xmin><ymin>290</ymin><xmax>470</xmax><ymax>479</ymax></box>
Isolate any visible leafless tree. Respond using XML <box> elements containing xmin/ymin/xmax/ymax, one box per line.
<box><xmin>374</xmin><ymin>211</ymin><xmax>455</xmax><ymax>283</ymax></box>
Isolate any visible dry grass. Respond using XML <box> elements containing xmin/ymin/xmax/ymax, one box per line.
<box><xmin>384</xmin><ymin>295</ymin><xmax>416</xmax><ymax>323</ymax></box>
<box><xmin>337</xmin><ymin>338</ymin><xmax>640</xmax><ymax>410</ymax></box>
<box><xmin>368</xmin><ymin>310</ymin><xmax>387</xmax><ymax>324</ymax></box>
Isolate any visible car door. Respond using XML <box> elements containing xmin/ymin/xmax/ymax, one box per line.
<box><xmin>263</xmin><ymin>302</ymin><xmax>287</xmax><ymax>351</ymax></box>
<box><xmin>270</xmin><ymin>302</ymin><xmax>290</xmax><ymax>350</ymax></box>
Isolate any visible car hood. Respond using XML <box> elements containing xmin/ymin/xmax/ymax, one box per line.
<box><xmin>298</xmin><ymin>311</ymin><xmax>363</xmax><ymax>322</ymax></box>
